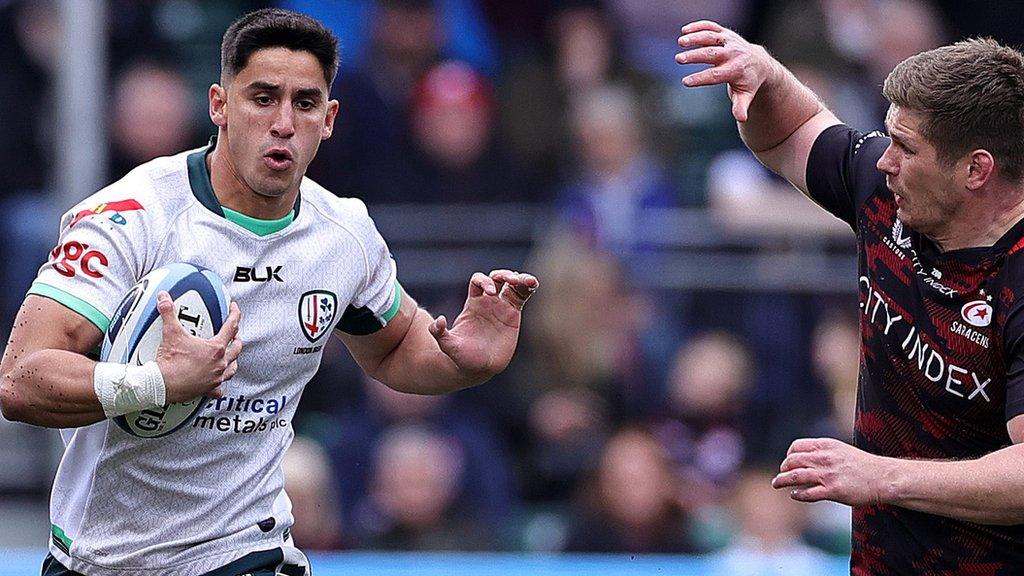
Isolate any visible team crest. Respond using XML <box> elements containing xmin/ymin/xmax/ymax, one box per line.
<box><xmin>298</xmin><ymin>290</ymin><xmax>337</xmax><ymax>342</ymax></box>
<box><xmin>961</xmin><ymin>300</ymin><xmax>993</xmax><ymax>328</ymax></box>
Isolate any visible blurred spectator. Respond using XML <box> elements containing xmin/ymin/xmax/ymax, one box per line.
<box><xmin>606</xmin><ymin>0</ymin><xmax>753</xmax><ymax>81</ymax></box>
<box><xmin>713</xmin><ymin>467</ymin><xmax>831</xmax><ymax>575</ymax></box>
<box><xmin>398</xmin><ymin>60</ymin><xmax>535</xmax><ymax>203</ymax></box>
<box><xmin>564</xmin><ymin>427</ymin><xmax>698</xmax><ymax>553</ymax></box>
<box><xmin>281</xmin><ymin>0</ymin><xmax>498</xmax><ymax>75</ymax></box>
<box><xmin>802</xmin><ymin>312</ymin><xmax>858</xmax><ymax>554</ymax></box>
<box><xmin>500</xmin><ymin>3</ymin><xmax>668</xmax><ymax>194</ymax></box>
<box><xmin>306</xmin><ymin>0</ymin><xmax>444</xmax><ymax>200</ymax></box>
<box><xmin>808</xmin><ymin>312</ymin><xmax>860</xmax><ymax>442</ymax></box>
<box><xmin>108</xmin><ymin>61</ymin><xmax>199</xmax><ymax>179</ymax></box>
<box><xmin>558</xmin><ymin>84</ymin><xmax>680</xmax><ymax>259</ymax></box>
<box><xmin>511</xmin><ymin>234</ymin><xmax>655</xmax><ymax>500</ymax></box>
<box><xmin>0</xmin><ymin>1</ymin><xmax>63</xmax><ymax>332</ymax></box>
<box><xmin>650</xmin><ymin>332</ymin><xmax>753</xmax><ymax>512</ymax></box>
<box><xmin>0</xmin><ymin>0</ymin><xmax>57</xmax><ymax>194</ymax></box>
<box><xmin>282</xmin><ymin>436</ymin><xmax>346</xmax><ymax>550</ymax></box>
<box><xmin>357</xmin><ymin>424</ymin><xmax>499</xmax><ymax>550</ymax></box>
<box><xmin>326</xmin><ymin>377</ymin><xmax>514</xmax><ymax>545</ymax></box>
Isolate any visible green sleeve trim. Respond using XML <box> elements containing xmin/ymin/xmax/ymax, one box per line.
<box><xmin>29</xmin><ymin>282</ymin><xmax>110</xmax><ymax>333</ymax></box>
<box><xmin>382</xmin><ymin>280</ymin><xmax>403</xmax><ymax>323</ymax></box>
<box><xmin>51</xmin><ymin>523</ymin><xmax>72</xmax><ymax>549</ymax></box>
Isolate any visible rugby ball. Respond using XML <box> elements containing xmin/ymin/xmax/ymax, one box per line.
<box><xmin>101</xmin><ymin>263</ymin><xmax>230</xmax><ymax>438</ymax></box>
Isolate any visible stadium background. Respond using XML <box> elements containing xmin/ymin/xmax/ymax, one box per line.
<box><xmin>1</xmin><ymin>0</ymin><xmax>1022</xmax><ymax>574</ymax></box>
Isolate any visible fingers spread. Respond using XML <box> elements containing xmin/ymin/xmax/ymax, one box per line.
<box><xmin>676</xmin><ymin>46</ymin><xmax>729</xmax><ymax>66</ymax></box>
<box><xmin>678</xmin><ymin>30</ymin><xmax>726</xmax><ymax>49</ymax></box>
<box><xmin>682</xmin><ymin>63</ymin><xmax>739</xmax><ymax>88</ymax></box>
<box><xmin>469</xmin><ymin>272</ymin><xmax>496</xmax><ymax>297</ymax></box>
<box><xmin>681</xmin><ymin>20</ymin><xmax>724</xmax><ymax>35</ymax></box>
<box><xmin>429</xmin><ymin>315</ymin><xmax>448</xmax><ymax>340</ymax></box>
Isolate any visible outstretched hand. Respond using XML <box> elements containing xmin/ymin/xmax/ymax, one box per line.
<box><xmin>428</xmin><ymin>269</ymin><xmax>538</xmax><ymax>380</ymax></box>
<box><xmin>676</xmin><ymin>20</ymin><xmax>775</xmax><ymax>122</ymax></box>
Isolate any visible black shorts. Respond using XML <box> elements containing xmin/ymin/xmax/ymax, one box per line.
<box><xmin>41</xmin><ymin>548</ymin><xmax>298</xmax><ymax>576</ymax></box>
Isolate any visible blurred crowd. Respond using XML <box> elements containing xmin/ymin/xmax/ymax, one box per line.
<box><xmin>2</xmin><ymin>0</ymin><xmax>1021</xmax><ymax>563</ymax></box>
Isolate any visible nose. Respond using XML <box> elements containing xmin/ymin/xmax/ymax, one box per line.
<box><xmin>270</xmin><ymin>104</ymin><xmax>295</xmax><ymax>139</ymax></box>
<box><xmin>876</xmin><ymin>143</ymin><xmax>899</xmax><ymax>176</ymax></box>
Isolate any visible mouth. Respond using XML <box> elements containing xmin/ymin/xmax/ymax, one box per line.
<box><xmin>262</xmin><ymin>148</ymin><xmax>294</xmax><ymax>172</ymax></box>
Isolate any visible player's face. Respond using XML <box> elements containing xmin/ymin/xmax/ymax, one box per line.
<box><xmin>876</xmin><ymin>105</ymin><xmax>962</xmax><ymax>237</ymax></box>
<box><xmin>216</xmin><ymin>47</ymin><xmax>338</xmax><ymax>198</ymax></box>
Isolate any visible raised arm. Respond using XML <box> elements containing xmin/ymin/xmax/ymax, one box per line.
<box><xmin>676</xmin><ymin>20</ymin><xmax>842</xmax><ymax>194</ymax></box>
<box><xmin>339</xmin><ymin>270</ymin><xmax>537</xmax><ymax>395</ymax></box>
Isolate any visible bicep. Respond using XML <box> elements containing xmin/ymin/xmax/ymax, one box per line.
<box><xmin>753</xmin><ymin>109</ymin><xmax>842</xmax><ymax>196</ymax></box>
<box><xmin>336</xmin><ymin>287</ymin><xmax>420</xmax><ymax>377</ymax></box>
<box><xmin>2</xmin><ymin>295</ymin><xmax>104</xmax><ymax>369</ymax></box>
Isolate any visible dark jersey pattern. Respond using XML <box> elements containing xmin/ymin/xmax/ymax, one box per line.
<box><xmin>806</xmin><ymin>125</ymin><xmax>1024</xmax><ymax>575</ymax></box>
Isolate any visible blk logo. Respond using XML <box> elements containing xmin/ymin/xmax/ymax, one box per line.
<box><xmin>234</xmin><ymin>266</ymin><xmax>283</xmax><ymax>283</ymax></box>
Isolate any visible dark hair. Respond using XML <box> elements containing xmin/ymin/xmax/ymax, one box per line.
<box><xmin>221</xmin><ymin>8</ymin><xmax>339</xmax><ymax>87</ymax></box>
<box><xmin>883</xmin><ymin>38</ymin><xmax>1024</xmax><ymax>182</ymax></box>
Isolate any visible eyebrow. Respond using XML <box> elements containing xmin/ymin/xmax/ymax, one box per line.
<box><xmin>244</xmin><ymin>81</ymin><xmax>324</xmax><ymax>100</ymax></box>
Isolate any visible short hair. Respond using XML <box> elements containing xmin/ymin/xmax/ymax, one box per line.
<box><xmin>220</xmin><ymin>8</ymin><xmax>339</xmax><ymax>88</ymax></box>
<box><xmin>883</xmin><ymin>38</ymin><xmax>1024</xmax><ymax>182</ymax></box>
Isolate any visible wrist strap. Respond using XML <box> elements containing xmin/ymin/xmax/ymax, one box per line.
<box><xmin>93</xmin><ymin>361</ymin><xmax>166</xmax><ymax>418</ymax></box>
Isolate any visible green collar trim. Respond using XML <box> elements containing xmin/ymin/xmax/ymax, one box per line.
<box><xmin>185</xmin><ymin>136</ymin><xmax>302</xmax><ymax>223</ymax></box>
<box><xmin>223</xmin><ymin>206</ymin><xmax>294</xmax><ymax>236</ymax></box>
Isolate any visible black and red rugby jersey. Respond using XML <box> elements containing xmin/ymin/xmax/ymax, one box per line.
<box><xmin>806</xmin><ymin>125</ymin><xmax>1024</xmax><ymax>575</ymax></box>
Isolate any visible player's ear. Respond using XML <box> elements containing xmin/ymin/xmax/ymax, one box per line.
<box><xmin>209</xmin><ymin>83</ymin><xmax>227</xmax><ymax>128</ymax></box>
<box><xmin>321</xmin><ymin>99</ymin><xmax>339</xmax><ymax>140</ymax></box>
<box><xmin>965</xmin><ymin>149</ymin><xmax>995</xmax><ymax>191</ymax></box>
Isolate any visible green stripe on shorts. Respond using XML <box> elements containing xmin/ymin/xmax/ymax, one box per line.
<box><xmin>51</xmin><ymin>524</ymin><xmax>72</xmax><ymax>550</ymax></box>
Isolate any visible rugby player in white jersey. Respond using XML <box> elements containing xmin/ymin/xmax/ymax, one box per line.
<box><xmin>0</xmin><ymin>9</ymin><xmax>537</xmax><ymax>576</ymax></box>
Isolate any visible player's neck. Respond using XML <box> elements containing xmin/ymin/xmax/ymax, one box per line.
<box><xmin>207</xmin><ymin>145</ymin><xmax>297</xmax><ymax>221</ymax></box>
<box><xmin>930</xmin><ymin>188</ymin><xmax>1024</xmax><ymax>252</ymax></box>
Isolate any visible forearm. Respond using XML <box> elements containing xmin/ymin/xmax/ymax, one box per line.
<box><xmin>883</xmin><ymin>444</ymin><xmax>1024</xmax><ymax>524</ymax></box>
<box><xmin>739</xmin><ymin>54</ymin><xmax>826</xmax><ymax>153</ymax></box>
<box><xmin>1</xmin><ymin>349</ymin><xmax>106</xmax><ymax>427</ymax></box>
<box><xmin>370</xmin><ymin>309</ymin><xmax>488</xmax><ymax>394</ymax></box>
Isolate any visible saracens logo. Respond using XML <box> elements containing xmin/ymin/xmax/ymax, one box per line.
<box><xmin>961</xmin><ymin>300</ymin><xmax>993</xmax><ymax>328</ymax></box>
<box><xmin>298</xmin><ymin>290</ymin><xmax>337</xmax><ymax>342</ymax></box>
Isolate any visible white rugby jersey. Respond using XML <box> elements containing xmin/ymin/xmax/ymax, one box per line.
<box><xmin>29</xmin><ymin>141</ymin><xmax>400</xmax><ymax>576</ymax></box>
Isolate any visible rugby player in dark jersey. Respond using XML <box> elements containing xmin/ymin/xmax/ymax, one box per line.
<box><xmin>677</xmin><ymin>20</ymin><xmax>1024</xmax><ymax>576</ymax></box>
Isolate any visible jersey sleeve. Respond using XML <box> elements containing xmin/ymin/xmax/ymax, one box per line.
<box><xmin>28</xmin><ymin>197</ymin><xmax>151</xmax><ymax>333</ymax></box>
<box><xmin>805</xmin><ymin>124</ymin><xmax>890</xmax><ymax>230</ymax></box>
<box><xmin>336</xmin><ymin>200</ymin><xmax>401</xmax><ymax>336</ymax></box>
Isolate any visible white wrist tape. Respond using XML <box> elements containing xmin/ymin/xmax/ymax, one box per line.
<box><xmin>93</xmin><ymin>361</ymin><xmax>167</xmax><ymax>418</ymax></box>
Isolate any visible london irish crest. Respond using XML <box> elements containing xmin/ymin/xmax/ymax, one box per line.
<box><xmin>298</xmin><ymin>290</ymin><xmax>337</xmax><ymax>342</ymax></box>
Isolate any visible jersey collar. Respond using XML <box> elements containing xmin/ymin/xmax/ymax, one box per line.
<box><xmin>186</xmin><ymin>136</ymin><xmax>302</xmax><ymax>220</ymax></box>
